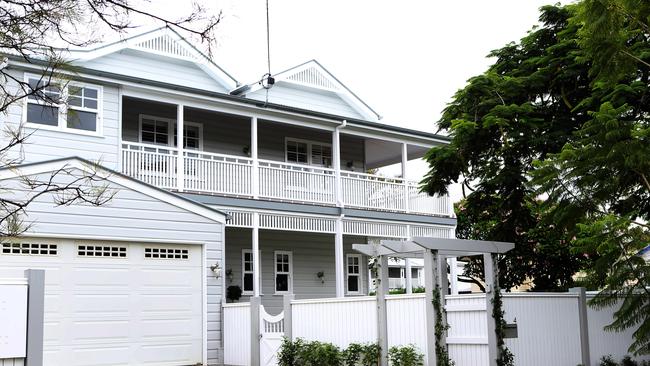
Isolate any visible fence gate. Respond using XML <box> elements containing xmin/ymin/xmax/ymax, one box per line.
<box><xmin>259</xmin><ymin>305</ymin><xmax>284</xmax><ymax>366</ymax></box>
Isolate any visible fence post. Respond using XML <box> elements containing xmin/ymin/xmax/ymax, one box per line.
<box><xmin>250</xmin><ymin>296</ymin><xmax>261</xmax><ymax>366</ymax></box>
<box><xmin>377</xmin><ymin>255</ymin><xmax>389</xmax><ymax>366</ymax></box>
<box><xmin>570</xmin><ymin>287</ymin><xmax>591</xmax><ymax>366</ymax></box>
<box><xmin>25</xmin><ymin>269</ymin><xmax>45</xmax><ymax>366</ymax></box>
<box><xmin>424</xmin><ymin>249</ymin><xmax>439</xmax><ymax>366</ymax></box>
<box><xmin>283</xmin><ymin>294</ymin><xmax>294</xmax><ymax>341</ymax></box>
<box><xmin>484</xmin><ymin>253</ymin><xmax>498</xmax><ymax>366</ymax></box>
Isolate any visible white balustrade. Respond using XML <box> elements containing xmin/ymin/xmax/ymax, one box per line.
<box><xmin>121</xmin><ymin>142</ymin><xmax>178</xmax><ymax>189</ymax></box>
<box><xmin>258</xmin><ymin>160</ymin><xmax>335</xmax><ymax>204</ymax></box>
<box><xmin>341</xmin><ymin>172</ymin><xmax>406</xmax><ymax>211</ymax></box>
<box><xmin>120</xmin><ymin>144</ymin><xmax>452</xmax><ymax>216</ymax></box>
<box><xmin>184</xmin><ymin>151</ymin><xmax>253</xmax><ymax>196</ymax></box>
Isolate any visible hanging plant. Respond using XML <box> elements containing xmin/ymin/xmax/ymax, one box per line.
<box><xmin>431</xmin><ymin>286</ymin><xmax>454</xmax><ymax>366</ymax></box>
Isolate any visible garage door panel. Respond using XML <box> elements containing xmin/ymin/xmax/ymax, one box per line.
<box><xmin>0</xmin><ymin>240</ymin><xmax>204</xmax><ymax>366</ymax></box>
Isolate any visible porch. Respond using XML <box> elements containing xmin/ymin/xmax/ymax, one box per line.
<box><xmin>118</xmin><ymin>97</ymin><xmax>452</xmax><ymax>216</ymax></box>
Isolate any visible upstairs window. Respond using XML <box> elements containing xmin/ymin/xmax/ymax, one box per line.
<box><xmin>285</xmin><ymin>138</ymin><xmax>332</xmax><ymax>167</ymax></box>
<box><xmin>25</xmin><ymin>75</ymin><xmax>102</xmax><ymax>135</ymax></box>
<box><xmin>139</xmin><ymin>114</ymin><xmax>203</xmax><ymax>150</ymax></box>
<box><xmin>174</xmin><ymin>123</ymin><xmax>202</xmax><ymax>150</ymax></box>
<box><xmin>141</xmin><ymin>116</ymin><xmax>171</xmax><ymax>145</ymax></box>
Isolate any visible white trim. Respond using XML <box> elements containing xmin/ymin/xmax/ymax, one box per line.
<box><xmin>273</xmin><ymin>250</ymin><xmax>293</xmax><ymax>295</ymax></box>
<box><xmin>346</xmin><ymin>253</ymin><xmax>362</xmax><ymax>295</ymax></box>
<box><xmin>10</xmin><ymin>232</ymin><xmax>204</xmax><ymax>245</ymax></box>
<box><xmin>0</xmin><ymin>158</ymin><xmax>226</xmax><ymax>224</ymax></box>
<box><xmin>201</xmin><ymin>242</ymin><xmax>208</xmax><ymax>366</ymax></box>
<box><xmin>23</xmin><ymin>73</ymin><xmax>104</xmax><ymax>137</ymax></box>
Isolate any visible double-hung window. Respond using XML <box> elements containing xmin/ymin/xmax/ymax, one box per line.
<box><xmin>285</xmin><ymin>138</ymin><xmax>332</xmax><ymax>167</ymax></box>
<box><xmin>347</xmin><ymin>254</ymin><xmax>362</xmax><ymax>294</ymax></box>
<box><xmin>25</xmin><ymin>75</ymin><xmax>102</xmax><ymax>135</ymax></box>
<box><xmin>242</xmin><ymin>249</ymin><xmax>255</xmax><ymax>295</ymax></box>
<box><xmin>274</xmin><ymin>251</ymin><xmax>292</xmax><ymax>294</ymax></box>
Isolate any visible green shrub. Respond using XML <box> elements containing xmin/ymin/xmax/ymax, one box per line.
<box><xmin>278</xmin><ymin>339</ymin><xmax>381</xmax><ymax>366</ymax></box>
<box><xmin>387</xmin><ymin>345</ymin><xmax>424</xmax><ymax>366</ymax></box>
<box><xmin>597</xmin><ymin>355</ymin><xmax>650</xmax><ymax>366</ymax></box>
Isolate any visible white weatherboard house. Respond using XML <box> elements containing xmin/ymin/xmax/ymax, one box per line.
<box><xmin>0</xmin><ymin>27</ymin><xmax>455</xmax><ymax>366</ymax></box>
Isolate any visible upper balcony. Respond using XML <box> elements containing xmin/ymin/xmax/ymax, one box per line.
<box><xmin>118</xmin><ymin>97</ymin><xmax>452</xmax><ymax>217</ymax></box>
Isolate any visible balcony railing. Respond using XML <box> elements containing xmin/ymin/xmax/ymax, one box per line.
<box><xmin>120</xmin><ymin>142</ymin><xmax>452</xmax><ymax>216</ymax></box>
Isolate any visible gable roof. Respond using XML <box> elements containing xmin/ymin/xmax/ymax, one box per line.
<box><xmin>69</xmin><ymin>26</ymin><xmax>239</xmax><ymax>90</ymax></box>
<box><xmin>0</xmin><ymin>157</ymin><xmax>227</xmax><ymax>224</ymax></box>
<box><xmin>241</xmin><ymin>60</ymin><xmax>382</xmax><ymax>121</ymax></box>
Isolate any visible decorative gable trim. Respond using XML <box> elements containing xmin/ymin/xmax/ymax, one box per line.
<box><xmin>244</xmin><ymin>60</ymin><xmax>381</xmax><ymax>121</ymax></box>
<box><xmin>70</xmin><ymin>26</ymin><xmax>238</xmax><ymax>90</ymax></box>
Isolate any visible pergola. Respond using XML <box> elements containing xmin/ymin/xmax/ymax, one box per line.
<box><xmin>353</xmin><ymin>237</ymin><xmax>514</xmax><ymax>366</ymax></box>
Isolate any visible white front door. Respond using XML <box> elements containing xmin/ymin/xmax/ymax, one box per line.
<box><xmin>0</xmin><ymin>239</ymin><xmax>203</xmax><ymax>366</ymax></box>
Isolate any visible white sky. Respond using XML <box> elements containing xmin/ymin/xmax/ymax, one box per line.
<box><xmin>126</xmin><ymin>0</ymin><xmax>552</xmax><ymax>199</ymax></box>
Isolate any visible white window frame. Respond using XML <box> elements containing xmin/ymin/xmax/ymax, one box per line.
<box><xmin>242</xmin><ymin>249</ymin><xmax>255</xmax><ymax>295</ymax></box>
<box><xmin>138</xmin><ymin>114</ymin><xmax>203</xmax><ymax>151</ymax></box>
<box><xmin>23</xmin><ymin>73</ymin><xmax>104</xmax><ymax>137</ymax></box>
<box><xmin>285</xmin><ymin>137</ymin><xmax>332</xmax><ymax>167</ymax></box>
<box><xmin>346</xmin><ymin>254</ymin><xmax>362</xmax><ymax>294</ymax></box>
<box><xmin>274</xmin><ymin>250</ymin><xmax>293</xmax><ymax>294</ymax></box>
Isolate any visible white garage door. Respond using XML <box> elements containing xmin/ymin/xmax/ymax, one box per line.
<box><xmin>0</xmin><ymin>239</ymin><xmax>203</xmax><ymax>366</ymax></box>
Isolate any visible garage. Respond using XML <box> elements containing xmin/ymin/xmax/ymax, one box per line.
<box><xmin>1</xmin><ymin>239</ymin><xmax>204</xmax><ymax>366</ymax></box>
<box><xmin>0</xmin><ymin>158</ymin><xmax>226</xmax><ymax>365</ymax></box>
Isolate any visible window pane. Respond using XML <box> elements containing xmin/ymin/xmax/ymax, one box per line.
<box><xmin>141</xmin><ymin>132</ymin><xmax>155</xmax><ymax>143</ymax></box>
<box><xmin>69</xmin><ymin>96</ymin><xmax>82</xmax><ymax>107</ymax></box>
<box><xmin>84</xmin><ymin>88</ymin><xmax>98</xmax><ymax>99</ymax></box>
<box><xmin>411</xmin><ymin>268</ymin><xmax>419</xmax><ymax>278</ymax></box>
<box><xmin>84</xmin><ymin>99</ymin><xmax>98</xmax><ymax>109</ymax></box>
<box><xmin>244</xmin><ymin>273</ymin><xmax>253</xmax><ymax>292</ymax></box>
<box><xmin>388</xmin><ymin>267</ymin><xmax>401</xmax><ymax>278</ymax></box>
<box><xmin>276</xmin><ymin>274</ymin><xmax>289</xmax><ymax>292</ymax></box>
<box><xmin>27</xmin><ymin>104</ymin><xmax>58</xmax><ymax>126</ymax></box>
<box><xmin>67</xmin><ymin>110</ymin><xmax>97</xmax><ymax>131</ymax></box>
<box><xmin>68</xmin><ymin>86</ymin><xmax>83</xmax><ymax>96</ymax></box>
<box><xmin>348</xmin><ymin>276</ymin><xmax>359</xmax><ymax>292</ymax></box>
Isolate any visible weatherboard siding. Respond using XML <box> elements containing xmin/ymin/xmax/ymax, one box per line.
<box><xmin>248</xmin><ymin>82</ymin><xmax>365</xmax><ymax>120</ymax></box>
<box><xmin>80</xmin><ymin>49</ymin><xmax>228</xmax><ymax>93</ymax></box>
<box><xmin>224</xmin><ymin>227</ymin><xmax>369</xmax><ymax>315</ymax></box>
<box><xmin>1</xmin><ymin>69</ymin><xmax>120</xmax><ymax>169</ymax></box>
<box><xmin>2</xmin><ymin>171</ymin><xmax>225</xmax><ymax>365</ymax></box>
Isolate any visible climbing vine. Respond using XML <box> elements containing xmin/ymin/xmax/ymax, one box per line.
<box><xmin>432</xmin><ymin>286</ymin><xmax>454</xmax><ymax>366</ymax></box>
<box><xmin>491</xmin><ymin>287</ymin><xmax>514</xmax><ymax>366</ymax></box>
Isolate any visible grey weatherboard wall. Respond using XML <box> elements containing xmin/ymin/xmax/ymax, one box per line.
<box><xmin>225</xmin><ymin>228</ymin><xmax>369</xmax><ymax>314</ymax></box>
<box><xmin>2</xmin><ymin>169</ymin><xmax>225</xmax><ymax>365</ymax></box>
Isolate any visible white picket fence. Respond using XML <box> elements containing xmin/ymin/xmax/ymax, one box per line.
<box><xmin>223</xmin><ymin>292</ymin><xmax>649</xmax><ymax>366</ymax></box>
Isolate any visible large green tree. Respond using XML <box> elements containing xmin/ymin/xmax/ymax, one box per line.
<box><xmin>423</xmin><ymin>5</ymin><xmax>591</xmax><ymax>291</ymax></box>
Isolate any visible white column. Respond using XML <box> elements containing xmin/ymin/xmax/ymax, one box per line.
<box><xmin>252</xmin><ymin>212</ymin><xmax>261</xmax><ymax>297</ymax></box>
<box><xmin>405</xmin><ymin>258</ymin><xmax>413</xmax><ymax>294</ymax></box>
<box><xmin>401</xmin><ymin>143</ymin><xmax>409</xmax><ymax>212</ymax></box>
<box><xmin>449</xmin><ymin>257</ymin><xmax>459</xmax><ymax>295</ymax></box>
<box><xmin>333</xmin><ymin>128</ymin><xmax>342</xmax><ymax>206</ymax></box>
<box><xmin>334</xmin><ymin>216</ymin><xmax>344</xmax><ymax>297</ymax></box>
<box><xmin>177</xmin><ymin>104</ymin><xmax>184</xmax><ymax>192</ymax></box>
<box><xmin>251</xmin><ymin>117</ymin><xmax>259</xmax><ymax>199</ymax></box>
<box><xmin>424</xmin><ymin>249</ymin><xmax>439</xmax><ymax>366</ymax></box>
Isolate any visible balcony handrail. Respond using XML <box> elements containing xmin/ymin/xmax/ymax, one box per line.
<box><xmin>121</xmin><ymin>141</ymin><xmax>179</xmax><ymax>155</ymax></box>
<box><xmin>184</xmin><ymin>150</ymin><xmax>253</xmax><ymax>166</ymax></box>
<box><xmin>340</xmin><ymin>170</ymin><xmax>405</xmax><ymax>185</ymax></box>
<box><xmin>258</xmin><ymin>159</ymin><xmax>335</xmax><ymax>175</ymax></box>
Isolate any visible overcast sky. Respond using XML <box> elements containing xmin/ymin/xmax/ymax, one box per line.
<box><xmin>125</xmin><ymin>0</ymin><xmax>554</xmax><ymax>195</ymax></box>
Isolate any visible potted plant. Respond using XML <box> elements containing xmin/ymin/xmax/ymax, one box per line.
<box><xmin>227</xmin><ymin>285</ymin><xmax>242</xmax><ymax>302</ymax></box>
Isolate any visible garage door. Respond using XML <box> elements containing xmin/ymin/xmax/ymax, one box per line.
<box><xmin>0</xmin><ymin>239</ymin><xmax>203</xmax><ymax>366</ymax></box>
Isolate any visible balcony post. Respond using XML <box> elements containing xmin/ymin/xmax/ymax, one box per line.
<box><xmin>401</xmin><ymin>143</ymin><xmax>409</xmax><ymax>212</ymax></box>
<box><xmin>177</xmin><ymin>104</ymin><xmax>184</xmax><ymax>192</ymax></box>
<box><xmin>251</xmin><ymin>117</ymin><xmax>259</xmax><ymax>199</ymax></box>
<box><xmin>335</xmin><ymin>216</ymin><xmax>344</xmax><ymax>297</ymax></box>
<box><xmin>332</xmin><ymin>126</ymin><xmax>342</xmax><ymax>206</ymax></box>
<box><xmin>252</xmin><ymin>212</ymin><xmax>261</xmax><ymax>297</ymax></box>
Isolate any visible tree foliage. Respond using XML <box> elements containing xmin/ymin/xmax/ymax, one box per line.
<box><xmin>423</xmin><ymin>0</ymin><xmax>650</xmax><ymax>355</ymax></box>
<box><xmin>423</xmin><ymin>5</ymin><xmax>590</xmax><ymax>291</ymax></box>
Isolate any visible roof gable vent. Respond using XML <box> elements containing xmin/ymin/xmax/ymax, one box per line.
<box><xmin>287</xmin><ymin>67</ymin><xmax>339</xmax><ymax>91</ymax></box>
<box><xmin>135</xmin><ymin>34</ymin><xmax>197</xmax><ymax>61</ymax></box>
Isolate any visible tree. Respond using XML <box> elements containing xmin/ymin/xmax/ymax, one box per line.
<box><xmin>0</xmin><ymin>0</ymin><xmax>222</xmax><ymax>238</ymax></box>
<box><xmin>422</xmin><ymin>5</ymin><xmax>591</xmax><ymax>291</ymax></box>
<box><xmin>533</xmin><ymin>0</ymin><xmax>650</xmax><ymax>354</ymax></box>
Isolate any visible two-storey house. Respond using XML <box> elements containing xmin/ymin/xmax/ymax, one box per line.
<box><xmin>0</xmin><ymin>27</ymin><xmax>455</xmax><ymax>366</ymax></box>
